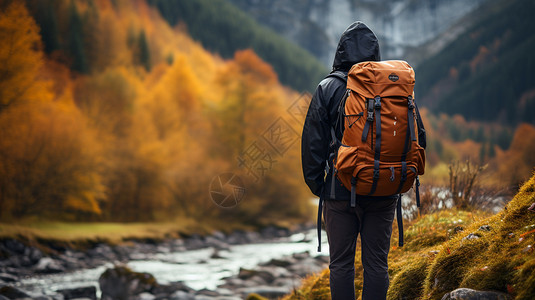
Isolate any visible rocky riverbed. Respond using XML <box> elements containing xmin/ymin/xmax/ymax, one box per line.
<box><xmin>0</xmin><ymin>225</ymin><xmax>329</xmax><ymax>299</ymax></box>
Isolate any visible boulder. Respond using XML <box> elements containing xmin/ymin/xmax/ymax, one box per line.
<box><xmin>441</xmin><ymin>288</ymin><xmax>511</xmax><ymax>300</ymax></box>
<box><xmin>99</xmin><ymin>266</ymin><xmax>157</xmax><ymax>300</ymax></box>
<box><xmin>57</xmin><ymin>286</ymin><xmax>97</xmax><ymax>300</ymax></box>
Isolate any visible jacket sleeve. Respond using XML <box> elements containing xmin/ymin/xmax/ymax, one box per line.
<box><xmin>301</xmin><ymin>83</ymin><xmax>331</xmax><ymax>197</ymax></box>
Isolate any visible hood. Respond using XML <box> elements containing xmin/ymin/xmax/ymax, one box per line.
<box><xmin>332</xmin><ymin>21</ymin><xmax>381</xmax><ymax>72</ymax></box>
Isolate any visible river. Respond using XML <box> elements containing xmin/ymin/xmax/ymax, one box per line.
<box><xmin>13</xmin><ymin>229</ymin><xmax>329</xmax><ymax>298</ymax></box>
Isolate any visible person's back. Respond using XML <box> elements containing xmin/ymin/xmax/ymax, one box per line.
<box><xmin>301</xmin><ymin>21</ymin><xmax>398</xmax><ymax>300</ymax></box>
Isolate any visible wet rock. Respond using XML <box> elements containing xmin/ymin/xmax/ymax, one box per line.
<box><xmin>211</xmin><ymin>231</ymin><xmax>226</xmax><ymax>241</ymax></box>
<box><xmin>152</xmin><ymin>281</ymin><xmax>194</xmax><ymax>295</ymax></box>
<box><xmin>244</xmin><ymin>232</ymin><xmax>261</xmax><ymax>243</ymax></box>
<box><xmin>238</xmin><ymin>268</ymin><xmax>274</xmax><ymax>283</ymax></box>
<box><xmin>260</xmin><ymin>258</ymin><xmax>292</xmax><ymax>268</ymax></box>
<box><xmin>183</xmin><ymin>235</ymin><xmax>205</xmax><ymax>250</ymax></box>
<box><xmin>196</xmin><ymin>289</ymin><xmax>219</xmax><ymax>297</ymax></box>
<box><xmin>288</xmin><ymin>256</ymin><xmax>325</xmax><ymax>277</ymax></box>
<box><xmin>57</xmin><ymin>286</ymin><xmax>97</xmax><ymax>300</ymax></box>
<box><xmin>314</xmin><ymin>255</ymin><xmax>330</xmax><ymax>264</ymax></box>
<box><xmin>0</xmin><ymin>285</ymin><xmax>31</xmax><ymax>299</ymax></box>
<box><xmin>210</xmin><ymin>249</ymin><xmax>225</xmax><ymax>259</ymax></box>
<box><xmin>99</xmin><ymin>266</ymin><xmax>157</xmax><ymax>300</ymax></box>
<box><xmin>87</xmin><ymin>244</ymin><xmax>117</xmax><ymax>261</ymax></box>
<box><xmin>203</xmin><ymin>236</ymin><xmax>229</xmax><ymax>251</ymax></box>
<box><xmin>34</xmin><ymin>257</ymin><xmax>65</xmax><ymax>274</ymax></box>
<box><xmin>527</xmin><ymin>202</ymin><xmax>535</xmax><ymax>211</ymax></box>
<box><xmin>168</xmin><ymin>290</ymin><xmax>195</xmax><ymax>300</ymax></box>
<box><xmin>2</xmin><ymin>239</ymin><xmax>26</xmax><ymax>255</ymax></box>
<box><xmin>137</xmin><ymin>292</ymin><xmax>156</xmax><ymax>300</ymax></box>
<box><xmin>260</xmin><ymin>226</ymin><xmax>288</xmax><ymax>239</ymax></box>
<box><xmin>32</xmin><ymin>296</ymin><xmax>55</xmax><ymax>300</ymax></box>
<box><xmin>440</xmin><ymin>288</ymin><xmax>511</xmax><ymax>299</ymax></box>
<box><xmin>0</xmin><ymin>273</ymin><xmax>17</xmax><ymax>283</ymax></box>
<box><xmin>292</xmin><ymin>252</ymin><xmax>310</xmax><ymax>260</ymax></box>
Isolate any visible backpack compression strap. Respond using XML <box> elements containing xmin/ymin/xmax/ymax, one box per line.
<box><xmin>369</xmin><ymin>96</ymin><xmax>382</xmax><ymax>196</ymax></box>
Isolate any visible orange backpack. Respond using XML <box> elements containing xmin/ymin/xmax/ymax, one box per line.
<box><xmin>331</xmin><ymin>60</ymin><xmax>425</xmax><ymax>206</ymax></box>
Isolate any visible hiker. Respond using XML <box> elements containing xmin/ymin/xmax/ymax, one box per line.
<box><xmin>301</xmin><ymin>22</ymin><xmax>399</xmax><ymax>300</ymax></box>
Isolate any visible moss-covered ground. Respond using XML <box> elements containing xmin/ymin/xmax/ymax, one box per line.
<box><xmin>284</xmin><ymin>173</ymin><xmax>535</xmax><ymax>300</ymax></box>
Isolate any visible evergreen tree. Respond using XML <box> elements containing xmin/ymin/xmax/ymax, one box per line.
<box><xmin>68</xmin><ymin>1</ymin><xmax>88</xmax><ymax>73</ymax></box>
<box><xmin>138</xmin><ymin>30</ymin><xmax>151</xmax><ymax>71</ymax></box>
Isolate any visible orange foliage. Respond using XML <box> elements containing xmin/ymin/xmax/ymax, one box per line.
<box><xmin>0</xmin><ymin>0</ymin><xmax>311</xmax><ymax>224</ymax></box>
<box><xmin>490</xmin><ymin>124</ymin><xmax>535</xmax><ymax>188</ymax></box>
<box><xmin>0</xmin><ymin>1</ymin><xmax>53</xmax><ymax>111</ymax></box>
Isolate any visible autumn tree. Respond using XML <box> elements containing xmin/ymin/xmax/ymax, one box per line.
<box><xmin>0</xmin><ymin>1</ymin><xmax>51</xmax><ymax>112</ymax></box>
<box><xmin>214</xmin><ymin>49</ymin><xmax>281</xmax><ymax>159</ymax></box>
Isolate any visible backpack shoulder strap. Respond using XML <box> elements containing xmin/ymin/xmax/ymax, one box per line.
<box><xmin>326</xmin><ymin>70</ymin><xmax>347</xmax><ymax>83</ymax></box>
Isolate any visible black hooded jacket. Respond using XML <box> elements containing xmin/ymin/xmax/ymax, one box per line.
<box><xmin>301</xmin><ymin>22</ymin><xmax>382</xmax><ymax>200</ymax></box>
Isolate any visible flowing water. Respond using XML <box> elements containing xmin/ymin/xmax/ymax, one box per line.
<box><xmin>14</xmin><ymin>229</ymin><xmax>329</xmax><ymax>297</ymax></box>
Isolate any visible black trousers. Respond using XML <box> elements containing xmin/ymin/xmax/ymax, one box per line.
<box><xmin>323</xmin><ymin>197</ymin><xmax>397</xmax><ymax>300</ymax></box>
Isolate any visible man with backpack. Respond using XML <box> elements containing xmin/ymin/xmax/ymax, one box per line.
<box><xmin>301</xmin><ymin>21</ymin><xmax>425</xmax><ymax>300</ymax></box>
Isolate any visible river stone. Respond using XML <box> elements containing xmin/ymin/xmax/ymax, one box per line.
<box><xmin>32</xmin><ymin>296</ymin><xmax>54</xmax><ymax>300</ymax></box>
<box><xmin>136</xmin><ymin>292</ymin><xmax>156</xmax><ymax>300</ymax></box>
<box><xmin>0</xmin><ymin>285</ymin><xmax>31</xmax><ymax>299</ymax></box>
<box><xmin>99</xmin><ymin>266</ymin><xmax>157</xmax><ymax>300</ymax></box>
<box><xmin>0</xmin><ymin>273</ymin><xmax>17</xmax><ymax>282</ymax></box>
<box><xmin>196</xmin><ymin>289</ymin><xmax>219</xmax><ymax>297</ymax></box>
<box><xmin>440</xmin><ymin>288</ymin><xmax>511</xmax><ymax>300</ymax></box>
<box><xmin>261</xmin><ymin>258</ymin><xmax>293</xmax><ymax>268</ymax></box>
<box><xmin>169</xmin><ymin>290</ymin><xmax>195</xmax><ymax>300</ymax></box>
<box><xmin>57</xmin><ymin>286</ymin><xmax>97</xmax><ymax>300</ymax></box>
<box><xmin>152</xmin><ymin>281</ymin><xmax>194</xmax><ymax>295</ymax></box>
<box><xmin>34</xmin><ymin>257</ymin><xmax>65</xmax><ymax>274</ymax></box>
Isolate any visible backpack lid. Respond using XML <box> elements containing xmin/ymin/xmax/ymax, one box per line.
<box><xmin>347</xmin><ymin>60</ymin><xmax>415</xmax><ymax>99</ymax></box>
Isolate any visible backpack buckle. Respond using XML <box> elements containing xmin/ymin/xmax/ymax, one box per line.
<box><xmin>373</xmin><ymin>169</ymin><xmax>380</xmax><ymax>179</ymax></box>
<box><xmin>366</xmin><ymin>99</ymin><xmax>374</xmax><ymax>122</ymax></box>
<box><xmin>374</xmin><ymin>96</ymin><xmax>381</xmax><ymax>109</ymax></box>
<box><xmin>408</xmin><ymin>95</ymin><xmax>414</xmax><ymax>110</ymax></box>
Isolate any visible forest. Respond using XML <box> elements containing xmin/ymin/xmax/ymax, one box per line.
<box><xmin>0</xmin><ymin>0</ymin><xmax>310</xmax><ymax>225</ymax></box>
<box><xmin>416</xmin><ymin>0</ymin><xmax>535</xmax><ymax>126</ymax></box>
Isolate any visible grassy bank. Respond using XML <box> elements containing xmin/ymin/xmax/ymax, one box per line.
<box><xmin>0</xmin><ymin>215</ymin><xmax>309</xmax><ymax>251</ymax></box>
<box><xmin>284</xmin><ymin>173</ymin><xmax>535</xmax><ymax>300</ymax></box>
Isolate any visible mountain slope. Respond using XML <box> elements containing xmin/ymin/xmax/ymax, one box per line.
<box><xmin>147</xmin><ymin>0</ymin><xmax>328</xmax><ymax>92</ymax></box>
<box><xmin>416</xmin><ymin>0</ymin><xmax>535</xmax><ymax>125</ymax></box>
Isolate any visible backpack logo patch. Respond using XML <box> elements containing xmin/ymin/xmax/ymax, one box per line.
<box><xmin>388</xmin><ymin>73</ymin><xmax>399</xmax><ymax>82</ymax></box>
